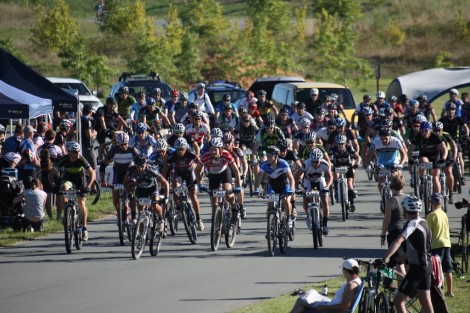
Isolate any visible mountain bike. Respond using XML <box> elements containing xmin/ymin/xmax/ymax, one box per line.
<box><xmin>335</xmin><ymin>166</ymin><xmax>350</xmax><ymax>221</ymax></box>
<box><xmin>131</xmin><ymin>197</ymin><xmax>162</xmax><ymax>260</ymax></box>
<box><xmin>62</xmin><ymin>189</ymin><xmax>84</xmax><ymax>254</ymax></box>
<box><xmin>264</xmin><ymin>192</ymin><xmax>292</xmax><ymax>256</ymax></box>
<box><xmin>210</xmin><ymin>189</ymin><xmax>241</xmax><ymax>251</ymax></box>
<box><xmin>301</xmin><ymin>190</ymin><xmax>324</xmax><ymax>250</ymax></box>
<box><xmin>378</xmin><ymin>167</ymin><xmax>392</xmax><ymax>214</ymax></box>
<box><xmin>410</xmin><ymin>151</ymin><xmax>420</xmax><ymax>197</ymax></box>
<box><xmin>89</xmin><ymin>179</ymin><xmax>101</xmax><ymax>205</ymax></box>
<box><xmin>244</xmin><ymin>148</ymin><xmax>255</xmax><ymax>197</ymax></box>
<box><xmin>173</xmin><ymin>181</ymin><xmax>197</xmax><ymax>244</ymax></box>
<box><xmin>420</xmin><ymin>162</ymin><xmax>433</xmax><ymax>215</ymax></box>
<box><xmin>113</xmin><ymin>184</ymin><xmax>132</xmax><ymax>245</ymax></box>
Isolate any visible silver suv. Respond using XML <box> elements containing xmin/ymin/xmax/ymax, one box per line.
<box><xmin>47</xmin><ymin>77</ymin><xmax>103</xmax><ymax>112</ymax></box>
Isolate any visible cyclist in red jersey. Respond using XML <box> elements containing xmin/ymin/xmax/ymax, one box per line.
<box><xmin>196</xmin><ymin>138</ymin><xmax>242</xmax><ymax>219</ymax></box>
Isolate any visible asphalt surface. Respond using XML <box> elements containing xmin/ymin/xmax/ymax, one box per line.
<box><xmin>0</xmin><ymin>170</ymin><xmax>467</xmax><ymax>313</ymax></box>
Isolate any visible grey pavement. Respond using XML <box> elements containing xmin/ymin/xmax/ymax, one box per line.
<box><xmin>0</xmin><ymin>170</ymin><xmax>467</xmax><ymax>313</ymax></box>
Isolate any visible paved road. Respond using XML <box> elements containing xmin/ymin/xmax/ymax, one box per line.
<box><xmin>0</xmin><ymin>170</ymin><xmax>467</xmax><ymax>313</ymax></box>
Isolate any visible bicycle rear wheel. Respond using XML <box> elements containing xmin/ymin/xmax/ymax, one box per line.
<box><xmin>210</xmin><ymin>205</ymin><xmax>222</xmax><ymax>251</ymax></box>
<box><xmin>64</xmin><ymin>205</ymin><xmax>74</xmax><ymax>254</ymax></box>
<box><xmin>412</xmin><ymin>166</ymin><xmax>419</xmax><ymax>198</ymax></box>
<box><xmin>90</xmin><ymin>180</ymin><xmax>101</xmax><ymax>205</ymax></box>
<box><xmin>375</xmin><ymin>292</ymin><xmax>390</xmax><ymax>313</ymax></box>
<box><xmin>132</xmin><ymin>218</ymin><xmax>146</xmax><ymax>260</ymax></box>
<box><xmin>423</xmin><ymin>179</ymin><xmax>431</xmax><ymax>215</ymax></box>
<box><xmin>358</xmin><ymin>287</ymin><xmax>370</xmax><ymax>313</ymax></box>
<box><xmin>182</xmin><ymin>202</ymin><xmax>197</xmax><ymax>244</ymax></box>
<box><xmin>453</xmin><ymin>162</ymin><xmax>462</xmax><ymax>194</ymax></box>
<box><xmin>279</xmin><ymin>213</ymin><xmax>288</xmax><ymax>254</ymax></box>
<box><xmin>267</xmin><ymin>212</ymin><xmax>278</xmax><ymax>256</ymax></box>
<box><xmin>329</xmin><ymin>184</ymin><xmax>336</xmax><ymax>206</ymax></box>
<box><xmin>288</xmin><ymin>219</ymin><xmax>295</xmax><ymax>241</ymax></box>
<box><xmin>149</xmin><ymin>220</ymin><xmax>163</xmax><ymax>256</ymax></box>
<box><xmin>247</xmin><ymin>163</ymin><xmax>254</xmax><ymax>197</ymax></box>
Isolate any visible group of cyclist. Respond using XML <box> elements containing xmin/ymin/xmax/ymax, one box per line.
<box><xmin>1</xmin><ymin>84</ymin><xmax>468</xmax><ymax>246</ymax></box>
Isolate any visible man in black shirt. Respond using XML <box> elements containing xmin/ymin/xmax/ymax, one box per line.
<box><xmin>81</xmin><ymin>104</ymin><xmax>97</xmax><ymax>170</ymax></box>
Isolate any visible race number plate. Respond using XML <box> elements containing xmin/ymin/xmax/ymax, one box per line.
<box><xmin>305</xmin><ymin>191</ymin><xmax>320</xmax><ymax>198</ymax></box>
<box><xmin>378</xmin><ymin>169</ymin><xmax>391</xmax><ymax>177</ymax></box>
<box><xmin>113</xmin><ymin>184</ymin><xmax>125</xmax><ymax>190</ymax></box>
<box><xmin>420</xmin><ymin>162</ymin><xmax>433</xmax><ymax>170</ymax></box>
<box><xmin>335</xmin><ymin>167</ymin><xmax>348</xmax><ymax>174</ymax></box>
<box><xmin>138</xmin><ymin>197</ymin><xmax>152</xmax><ymax>206</ymax></box>
<box><xmin>412</xmin><ymin>151</ymin><xmax>420</xmax><ymax>157</ymax></box>
<box><xmin>265</xmin><ymin>193</ymin><xmax>280</xmax><ymax>202</ymax></box>
<box><xmin>213</xmin><ymin>190</ymin><xmax>226</xmax><ymax>197</ymax></box>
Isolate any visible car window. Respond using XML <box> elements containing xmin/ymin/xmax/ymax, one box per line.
<box><xmin>54</xmin><ymin>82</ymin><xmax>90</xmax><ymax>96</ymax></box>
<box><xmin>210</xmin><ymin>90</ymin><xmax>246</xmax><ymax>104</ymax></box>
<box><xmin>127</xmin><ymin>82</ymin><xmax>172</xmax><ymax>99</ymax></box>
<box><xmin>296</xmin><ymin>88</ymin><xmax>355</xmax><ymax>109</ymax></box>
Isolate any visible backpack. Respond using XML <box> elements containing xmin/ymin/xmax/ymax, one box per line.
<box><xmin>0</xmin><ymin>175</ymin><xmax>22</xmax><ymax>212</ymax></box>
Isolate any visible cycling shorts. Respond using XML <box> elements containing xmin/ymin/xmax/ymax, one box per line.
<box><xmin>208</xmin><ymin>168</ymin><xmax>232</xmax><ymax>190</ymax></box>
<box><xmin>399</xmin><ymin>264</ymin><xmax>432</xmax><ymax>296</ymax></box>
<box><xmin>270</xmin><ymin>183</ymin><xmax>291</xmax><ymax>195</ymax></box>
<box><xmin>135</xmin><ymin>186</ymin><xmax>158</xmax><ymax>199</ymax></box>
<box><xmin>112</xmin><ymin>170</ymin><xmax>127</xmax><ymax>185</ymax></box>
<box><xmin>97</xmin><ymin>129</ymin><xmax>113</xmax><ymax>144</ymax></box>
<box><xmin>303</xmin><ymin>177</ymin><xmax>327</xmax><ymax>192</ymax></box>
<box><xmin>172</xmin><ymin>170</ymin><xmax>197</xmax><ymax>191</ymax></box>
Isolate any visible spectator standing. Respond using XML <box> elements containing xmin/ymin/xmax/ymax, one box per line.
<box><xmin>81</xmin><ymin>104</ymin><xmax>97</xmax><ymax>170</ymax></box>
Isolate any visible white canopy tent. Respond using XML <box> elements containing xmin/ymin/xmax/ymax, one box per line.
<box><xmin>0</xmin><ymin>80</ymin><xmax>52</xmax><ymax>119</ymax></box>
<box><xmin>386</xmin><ymin>67</ymin><xmax>470</xmax><ymax>103</ymax></box>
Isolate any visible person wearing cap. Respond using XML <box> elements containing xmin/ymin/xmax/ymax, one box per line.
<box><xmin>374</xmin><ymin>91</ymin><xmax>391</xmax><ymax>110</ymax></box>
<box><xmin>439</xmin><ymin>101</ymin><xmax>468</xmax><ymax>186</ymax></box>
<box><xmin>426</xmin><ymin>192</ymin><xmax>453</xmax><ymax>297</ymax></box>
<box><xmin>389</xmin><ymin>95</ymin><xmax>404</xmax><ymax>116</ymax></box>
<box><xmin>441</xmin><ymin>88</ymin><xmax>463</xmax><ymax>118</ymax></box>
<box><xmin>20</xmin><ymin>125</ymin><xmax>39</xmax><ymax>168</ymax></box>
<box><xmin>383</xmin><ymin>195</ymin><xmax>434</xmax><ymax>313</ymax></box>
<box><xmin>256</xmin><ymin>89</ymin><xmax>278</xmax><ymax>121</ymax></box>
<box><xmin>290</xmin><ymin>258</ymin><xmax>361</xmax><ymax>313</ymax></box>
<box><xmin>306</xmin><ymin>88</ymin><xmax>321</xmax><ymax>115</ymax></box>
<box><xmin>403</xmin><ymin>99</ymin><xmax>423</xmax><ymax>129</ymax></box>
<box><xmin>214</xmin><ymin>94</ymin><xmax>238</xmax><ymax>121</ymax></box>
<box><xmin>189</xmin><ymin>82</ymin><xmax>215</xmax><ymax>116</ymax></box>
<box><xmin>117</xmin><ymin>86</ymin><xmax>136</xmax><ymax>119</ymax></box>
<box><xmin>291</xmin><ymin>101</ymin><xmax>314</xmax><ymax>126</ymax></box>
<box><xmin>152</xmin><ymin>88</ymin><xmax>165</xmax><ymax>110</ymax></box>
<box><xmin>217</xmin><ymin>102</ymin><xmax>238</xmax><ymax>134</ymax></box>
<box><xmin>416</xmin><ymin>94</ymin><xmax>437</xmax><ymax>122</ymax></box>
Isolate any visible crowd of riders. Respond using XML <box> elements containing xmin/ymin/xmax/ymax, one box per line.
<box><xmin>0</xmin><ymin>83</ymin><xmax>469</xmax><ymax>243</ymax></box>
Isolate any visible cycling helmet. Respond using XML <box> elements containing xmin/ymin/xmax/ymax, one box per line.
<box><xmin>238</xmin><ymin>106</ymin><xmax>248</xmax><ymax>114</ymax></box>
<box><xmin>174</xmin><ymin>137</ymin><xmax>188</xmax><ymax>150</ymax></box>
<box><xmin>135</xmin><ymin>122</ymin><xmax>148</xmax><ymax>133</ymax></box>
<box><xmin>304</xmin><ymin>131</ymin><xmax>317</xmax><ymax>142</ymax></box>
<box><xmin>60</xmin><ymin>119</ymin><xmax>73</xmax><ymax>129</ymax></box>
<box><xmin>417</xmin><ymin>94</ymin><xmax>428</xmax><ymax>101</ymax></box>
<box><xmin>384</xmin><ymin>107</ymin><xmax>394</xmax><ymax>116</ymax></box>
<box><xmin>155</xmin><ymin>138</ymin><xmax>168</xmax><ymax>151</ymax></box>
<box><xmin>210</xmin><ymin>128</ymin><xmax>223</xmax><ymax>138</ymax></box>
<box><xmin>376</xmin><ymin>91</ymin><xmax>385</xmax><ymax>99</ymax></box>
<box><xmin>449</xmin><ymin>88</ymin><xmax>459</xmax><ymax>96</ymax></box>
<box><xmin>137</xmin><ymin>91</ymin><xmax>145</xmax><ymax>99</ymax></box>
<box><xmin>65</xmin><ymin>141</ymin><xmax>80</xmax><ymax>152</ymax></box>
<box><xmin>309</xmin><ymin>148</ymin><xmax>323</xmax><ymax>161</ymax></box>
<box><xmin>192</xmin><ymin>110</ymin><xmax>203</xmax><ymax>118</ymax></box>
<box><xmin>445</xmin><ymin>102</ymin><xmax>457</xmax><ymax>110</ymax></box>
<box><xmin>314</xmin><ymin>106</ymin><xmax>326</xmax><ymax>115</ymax></box>
<box><xmin>170</xmin><ymin>90</ymin><xmax>180</xmax><ymax>97</ymax></box>
<box><xmin>295</xmin><ymin>101</ymin><xmax>306</xmax><ymax>108</ymax></box>
<box><xmin>173</xmin><ymin>123</ymin><xmax>185</xmax><ymax>133</ymax></box>
<box><xmin>106</xmin><ymin>96</ymin><xmax>117</xmax><ymax>104</ymax></box>
<box><xmin>118</xmin><ymin>86</ymin><xmax>129</xmax><ymax>93</ymax></box>
<box><xmin>188</xmin><ymin>102</ymin><xmax>198</xmax><ymax>109</ymax></box>
<box><xmin>335</xmin><ymin>134</ymin><xmax>347</xmax><ymax>144</ymax></box>
<box><xmin>275</xmin><ymin>139</ymin><xmax>289</xmax><ymax>151</ymax></box>
<box><xmin>210</xmin><ymin>137</ymin><xmax>223</xmax><ymax>148</ymax></box>
<box><xmin>264</xmin><ymin>117</ymin><xmax>275</xmax><ymax>128</ymax></box>
<box><xmin>266</xmin><ymin>145</ymin><xmax>280</xmax><ymax>155</ymax></box>
<box><xmin>146</xmin><ymin>97</ymin><xmax>156</xmax><ymax>106</ymax></box>
<box><xmin>327</xmin><ymin>103</ymin><xmax>337</xmax><ymax>110</ymax></box>
<box><xmin>334</xmin><ymin>117</ymin><xmax>347</xmax><ymax>127</ymax></box>
<box><xmin>380</xmin><ymin>119</ymin><xmax>393</xmax><ymax>128</ymax></box>
<box><xmin>310</xmin><ymin>88</ymin><xmax>319</xmax><ymax>95</ymax></box>
<box><xmin>257</xmin><ymin>89</ymin><xmax>267</xmax><ymax>97</ymax></box>
<box><xmin>433</xmin><ymin>121</ymin><xmax>444</xmax><ymax>131</ymax></box>
<box><xmin>390</xmin><ymin>95</ymin><xmax>397</xmax><ymax>102</ymax></box>
<box><xmin>409</xmin><ymin>100</ymin><xmax>419</xmax><ymax>107</ymax></box>
<box><xmin>222</xmin><ymin>133</ymin><xmax>234</xmax><ymax>144</ymax></box>
<box><xmin>401</xmin><ymin>195</ymin><xmax>422</xmax><ymax>212</ymax></box>
<box><xmin>330</xmin><ymin>93</ymin><xmax>339</xmax><ymax>100</ymax></box>
<box><xmin>420</xmin><ymin>121</ymin><xmax>433</xmax><ymax>131</ymax></box>
<box><xmin>362</xmin><ymin>106</ymin><xmax>374</xmax><ymax>116</ymax></box>
<box><xmin>326</xmin><ymin>119</ymin><xmax>336</xmax><ymax>127</ymax></box>
<box><xmin>115</xmin><ymin>131</ymin><xmax>130</xmax><ymax>145</ymax></box>
<box><xmin>378</xmin><ymin>128</ymin><xmax>391</xmax><ymax>137</ymax></box>
<box><xmin>153</xmin><ymin>87</ymin><xmax>161</xmax><ymax>94</ymax></box>
<box><xmin>222</xmin><ymin>93</ymin><xmax>231</xmax><ymax>101</ymax></box>
<box><xmin>298</xmin><ymin>117</ymin><xmax>311</xmax><ymax>128</ymax></box>
<box><xmin>180</xmin><ymin>93</ymin><xmax>188</xmax><ymax>101</ymax></box>
<box><xmin>413</xmin><ymin>114</ymin><xmax>427</xmax><ymax>124</ymax></box>
<box><xmin>377</xmin><ymin>108</ymin><xmax>386</xmax><ymax>117</ymax></box>
<box><xmin>134</xmin><ymin>155</ymin><xmax>147</xmax><ymax>166</ymax></box>
<box><xmin>196</xmin><ymin>82</ymin><xmax>205</xmax><ymax>89</ymax></box>
<box><xmin>0</xmin><ymin>124</ymin><xmax>5</xmax><ymax>133</ymax></box>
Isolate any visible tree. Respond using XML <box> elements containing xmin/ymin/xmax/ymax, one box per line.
<box><xmin>0</xmin><ymin>37</ymin><xmax>27</xmax><ymax>63</ymax></box>
<box><xmin>30</xmin><ymin>0</ymin><xmax>79</xmax><ymax>53</ymax></box>
<box><xmin>179</xmin><ymin>0</ymin><xmax>228</xmax><ymax>40</ymax></box>
<box><xmin>100</xmin><ymin>0</ymin><xmax>148</xmax><ymax>37</ymax></box>
<box><xmin>175</xmin><ymin>31</ymin><xmax>202</xmax><ymax>87</ymax></box>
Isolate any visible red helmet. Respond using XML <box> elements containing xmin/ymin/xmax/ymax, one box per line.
<box><xmin>170</xmin><ymin>90</ymin><xmax>180</xmax><ymax>97</ymax></box>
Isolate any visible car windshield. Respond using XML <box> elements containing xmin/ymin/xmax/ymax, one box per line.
<box><xmin>296</xmin><ymin>88</ymin><xmax>355</xmax><ymax>109</ymax></box>
<box><xmin>53</xmin><ymin>82</ymin><xmax>91</xmax><ymax>95</ymax></box>
<box><xmin>210</xmin><ymin>90</ymin><xmax>246</xmax><ymax>104</ymax></box>
<box><xmin>127</xmin><ymin>82</ymin><xmax>173</xmax><ymax>99</ymax></box>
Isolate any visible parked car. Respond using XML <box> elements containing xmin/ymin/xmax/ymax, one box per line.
<box><xmin>109</xmin><ymin>72</ymin><xmax>173</xmax><ymax>101</ymax></box>
<box><xmin>47</xmin><ymin>77</ymin><xmax>103</xmax><ymax>112</ymax></box>
<box><xmin>248</xmin><ymin>76</ymin><xmax>305</xmax><ymax>100</ymax></box>
<box><xmin>187</xmin><ymin>80</ymin><xmax>246</xmax><ymax>108</ymax></box>
<box><xmin>271</xmin><ymin>82</ymin><xmax>356</xmax><ymax>122</ymax></box>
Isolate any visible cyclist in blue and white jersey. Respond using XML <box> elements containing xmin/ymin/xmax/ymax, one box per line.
<box><xmin>301</xmin><ymin>149</ymin><xmax>333</xmax><ymax>235</ymax></box>
<box><xmin>366</xmin><ymin>128</ymin><xmax>407</xmax><ymax>192</ymax></box>
<box><xmin>149</xmin><ymin>138</ymin><xmax>175</xmax><ymax>173</ymax></box>
<box><xmin>129</xmin><ymin>122</ymin><xmax>157</xmax><ymax>157</ymax></box>
<box><xmin>253</xmin><ymin>146</ymin><xmax>295</xmax><ymax>228</ymax></box>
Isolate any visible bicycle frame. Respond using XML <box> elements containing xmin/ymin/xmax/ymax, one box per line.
<box><xmin>174</xmin><ymin>182</ymin><xmax>198</xmax><ymax>244</ymax></box>
<box><xmin>335</xmin><ymin>166</ymin><xmax>349</xmax><ymax>221</ymax></box>
<box><xmin>420</xmin><ymin>162</ymin><xmax>433</xmax><ymax>215</ymax></box>
<box><xmin>265</xmin><ymin>192</ymin><xmax>290</xmax><ymax>256</ymax></box>
<box><xmin>113</xmin><ymin>184</ymin><xmax>131</xmax><ymax>245</ymax></box>
<box><xmin>303</xmin><ymin>190</ymin><xmax>323</xmax><ymax>250</ymax></box>
<box><xmin>62</xmin><ymin>190</ymin><xmax>83</xmax><ymax>254</ymax></box>
<box><xmin>379</xmin><ymin>168</ymin><xmax>392</xmax><ymax>214</ymax></box>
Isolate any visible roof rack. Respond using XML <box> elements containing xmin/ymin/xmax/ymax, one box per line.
<box><xmin>211</xmin><ymin>80</ymin><xmax>242</xmax><ymax>88</ymax></box>
<box><xmin>119</xmin><ymin>71</ymin><xmax>161</xmax><ymax>82</ymax></box>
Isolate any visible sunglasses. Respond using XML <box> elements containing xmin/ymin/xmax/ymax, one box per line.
<box><xmin>306</xmin><ymin>141</ymin><xmax>314</xmax><ymax>145</ymax></box>
<box><xmin>137</xmin><ymin>132</ymin><xmax>144</xmax><ymax>134</ymax></box>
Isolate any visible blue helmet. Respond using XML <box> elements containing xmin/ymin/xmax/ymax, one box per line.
<box><xmin>362</xmin><ymin>106</ymin><xmax>374</xmax><ymax>116</ymax></box>
<box><xmin>334</xmin><ymin>117</ymin><xmax>346</xmax><ymax>127</ymax></box>
<box><xmin>420</xmin><ymin>121</ymin><xmax>433</xmax><ymax>131</ymax></box>
<box><xmin>135</xmin><ymin>122</ymin><xmax>148</xmax><ymax>133</ymax></box>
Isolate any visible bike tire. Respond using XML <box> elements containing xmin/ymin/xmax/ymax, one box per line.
<box><xmin>453</xmin><ymin>163</ymin><xmax>462</xmax><ymax>194</ymax></box>
<box><xmin>182</xmin><ymin>203</ymin><xmax>197</xmax><ymax>244</ymax></box>
<box><xmin>267</xmin><ymin>212</ymin><xmax>277</xmax><ymax>256</ymax></box>
<box><xmin>118</xmin><ymin>199</ymin><xmax>125</xmax><ymax>245</ymax></box>
<box><xmin>210</xmin><ymin>206</ymin><xmax>222</xmax><ymax>251</ymax></box>
<box><xmin>74</xmin><ymin>211</ymin><xmax>83</xmax><ymax>250</ymax></box>
<box><xmin>318</xmin><ymin>210</ymin><xmax>323</xmax><ymax>247</ymax></box>
<box><xmin>367</xmin><ymin>170</ymin><xmax>373</xmax><ymax>181</ymax></box>
<box><xmin>247</xmin><ymin>163</ymin><xmax>254</xmax><ymax>197</ymax></box>
<box><xmin>375</xmin><ymin>292</ymin><xmax>390</xmax><ymax>313</ymax></box>
<box><xmin>131</xmin><ymin>218</ymin><xmax>146</xmax><ymax>260</ymax></box>
<box><xmin>340</xmin><ymin>181</ymin><xmax>346</xmax><ymax>222</ymax></box>
<box><xmin>64</xmin><ymin>205</ymin><xmax>74</xmax><ymax>254</ymax></box>
<box><xmin>288</xmin><ymin>220</ymin><xmax>295</xmax><ymax>241</ymax></box>
<box><xmin>329</xmin><ymin>184</ymin><xmax>336</xmax><ymax>206</ymax></box>
<box><xmin>90</xmin><ymin>180</ymin><xmax>101</xmax><ymax>205</ymax></box>
<box><xmin>424</xmin><ymin>179</ymin><xmax>431</xmax><ymax>215</ymax></box>
<box><xmin>311</xmin><ymin>207</ymin><xmax>318</xmax><ymax>249</ymax></box>
<box><xmin>441</xmin><ymin>175</ymin><xmax>448</xmax><ymax>213</ymax></box>
<box><xmin>358</xmin><ymin>287</ymin><xmax>370</xmax><ymax>313</ymax></box>
<box><xmin>413</xmin><ymin>166</ymin><xmax>419</xmax><ymax>198</ymax></box>
<box><xmin>279</xmin><ymin>212</ymin><xmax>288</xmax><ymax>254</ymax></box>
<box><xmin>149</xmin><ymin>221</ymin><xmax>163</xmax><ymax>257</ymax></box>
<box><xmin>380</xmin><ymin>188</ymin><xmax>387</xmax><ymax>213</ymax></box>
<box><xmin>168</xmin><ymin>197</ymin><xmax>178</xmax><ymax>235</ymax></box>
<box><xmin>224</xmin><ymin>210</ymin><xmax>238</xmax><ymax>249</ymax></box>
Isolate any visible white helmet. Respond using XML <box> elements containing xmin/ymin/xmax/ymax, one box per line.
<box><xmin>309</xmin><ymin>148</ymin><xmax>323</xmax><ymax>161</ymax></box>
<box><xmin>304</xmin><ymin>131</ymin><xmax>317</xmax><ymax>142</ymax></box>
<box><xmin>210</xmin><ymin>137</ymin><xmax>223</xmax><ymax>148</ymax></box>
<box><xmin>115</xmin><ymin>132</ymin><xmax>129</xmax><ymax>145</ymax></box>
<box><xmin>401</xmin><ymin>195</ymin><xmax>422</xmax><ymax>212</ymax></box>
<box><xmin>65</xmin><ymin>141</ymin><xmax>80</xmax><ymax>152</ymax></box>
<box><xmin>449</xmin><ymin>88</ymin><xmax>459</xmax><ymax>96</ymax></box>
<box><xmin>376</xmin><ymin>91</ymin><xmax>386</xmax><ymax>99</ymax></box>
<box><xmin>299</xmin><ymin>118</ymin><xmax>311</xmax><ymax>128</ymax></box>
<box><xmin>173</xmin><ymin>123</ymin><xmax>185</xmax><ymax>133</ymax></box>
<box><xmin>174</xmin><ymin>137</ymin><xmax>188</xmax><ymax>150</ymax></box>
<box><xmin>155</xmin><ymin>138</ymin><xmax>168</xmax><ymax>151</ymax></box>
<box><xmin>210</xmin><ymin>128</ymin><xmax>223</xmax><ymax>138</ymax></box>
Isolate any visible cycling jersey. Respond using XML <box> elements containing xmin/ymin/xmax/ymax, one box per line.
<box><xmin>257</xmin><ymin>126</ymin><xmax>285</xmax><ymax>150</ymax></box>
<box><xmin>234</xmin><ymin>123</ymin><xmax>259</xmax><ymax>146</ymax></box>
<box><xmin>372</xmin><ymin>129</ymin><xmax>404</xmax><ymax>143</ymax></box>
<box><xmin>302</xmin><ymin>159</ymin><xmax>330</xmax><ymax>181</ymax></box>
<box><xmin>94</xmin><ymin>106</ymin><xmax>120</xmax><ymax>131</ymax></box>
<box><xmin>370</xmin><ymin>136</ymin><xmax>402</xmax><ymax>167</ymax></box>
<box><xmin>38</xmin><ymin>142</ymin><xmax>63</xmax><ymax>162</ymax></box>
<box><xmin>279</xmin><ymin>149</ymin><xmax>299</xmax><ymax>163</ymax></box>
<box><xmin>257</xmin><ymin>99</ymin><xmax>275</xmax><ymax>119</ymax></box>
<box><xmin>439</xmin><ymin>116</ymin><xmax>465</xmax><ymax>138</ymax></box>
<box><xmin>410</xmin><ymin>133</ymin><xmax>443</xmax><ymax>161</ymax></box>
<box><xmin>117</xmin><ymin>95</ymin><xmax>136</xmax><ymax>117</ymax></box>
<box><xmin>105</xmin><ymin>146</ymin><xmax>140</xmax><ymax>181</ymax></box>
<box><xmin>167</xmin><ymin>150</ymin><xmax>199</xmax><ymax>174</ymax></box>
<box><xmin>330</xmin><ymin>146</ymin><xmax>357</xmax><ymax>167</ymax></box>
<box><xmin>326</xmin><ymin>129</ymin><xmax>356</xmax><ymax>146</ymax></box>
<box><xmin>290</xmin><ymin>111</ymin><xmax>314</xmax><ymax>124</ymax></box>
<box><xmin>55</xmin><ymin>155</ymin><xmax>90</xmax><ymax>187</ymax></box>
<box><xmin>259</xmin><ymin>158</ymin><xmax>291</xmax><ymax>187</ymax></box>
<box><xmin>127</xmin><ymin>164</ymin><xmax>161</xmax><ymax>189</ymax></box>
<box><xmin>149</xmin><ymin>148</ymin><xmax>175</xmax><ymax>172</ymax></box>
<box><xmin>316</xmin><ymin>127</ymin><xmax>330</xmax><ymax>142</ymax></box>
<box><xmin>190</xmin><ymin>93</ymin><xmax>214</xmax><ymax>114</ymax></box>
<box><xmin>400</xmin><ymin>217</ymin><xmax>432</xmax><ymax>266</ymax></box>
<box><xmin>440</xmin><ymin>132</ymin><xmax>454</xmax><ymax>153</ymax></box>
<box><xmin>138</xmin><ymin>106</ymin><xmax>162</xmax><ymax>126</ymax></box>
<box><xmin>185</xmin><ymin>123</ymin><xmax>210</xmax><ymax>145</ymax></box>
<box><xmin>275</xmin><ymin>117</ymin><xmax>294</xmax><ymax>139</ymax></box>
<box><xmin>129</xmin><ymin>134</ymin><xmax>157</xmax><ymax>157</ymax></box>
<box><xmin>218</xmin><ymin>115</ymin><xmax>238</xmax><ymax>133</ymax></box>
<box><xmin>199</xmin><ymin>150</ymin><xmax>234</xmax><ymax>174</ymax></box>
<box><xmin>130</xmin><ymin>103</ymin><xmax>145</xmax><ymax>121</ymax></box>
<box><xmin>311</xmin><ymin>118</ymin><xmax>329</xmax><ymax>131</ymax></box>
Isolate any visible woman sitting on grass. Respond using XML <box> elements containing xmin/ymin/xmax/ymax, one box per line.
<box><xmin>290</xmin><ymin>259</ymin><xmax>362</xmax><ymax>313</ymax></box>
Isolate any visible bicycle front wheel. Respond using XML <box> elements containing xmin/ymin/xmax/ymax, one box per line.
<box><xmin>118</xmin><ymin>199</ymin><xmax>125</xmax><ymax>245</ymax></box>
<box><xmin>358</xmin><ymin>287</ymin><xmax>370</xmax><ymax>313</ymax></box>
<box><xmin>132</xmin><ymin>218</ymin><xmax>146</xmax><ymax>260</ymax></box>
<box><xmin>149</xmin><ymin>221</ymin><xmax>163</xmax><ymax>257</ymax></box>
<box><xmin>168</xmin><ymin>197</ymin><xmax>178</xmax><ymax>235</ymax></box>
<box><xmin>423</xmin><ymin>179</ymin><xmax>431</xmax><ymax>215</ymax></box>
<box><xmin>64</xmin><ymin>205</ymin><xmax>74</xmax><ymax>254</ymax></box>
<box><xmin>247</xmin><ymin>163</ymin><xmax>254</xmax><ymax>197</ymax></box>
<box><xmin>375</xmin><ymin>292</ymin><xmax>390</xmax><ymax>313</ymax></box>
<box><xmin>210</xmin><ymin>205</ymin><xmax>222</xmax><ymax>251</ymax></box>
<box><xmin>311</xmin><ymin>207</ymin><xmax>319</xmax><ymax>249</ymax></box>
<box><xmin>340</xmin><ymin>181</ymin><xmax>347</xmax><ymax>221</ymax></box>
<box><xmin>225</xmin><ymin>210</ymin><xmax>239</xmax><ymax>248</ymax></box>
<box><xmin>182</xmin><ymin>203</ymin><xmax>197</xmax><ymax>244</ymax></box>
<box><xmin>90</xmin><ymin>180</ymin><xmax>101</xmax><ymax>205</ymax></box>
<box><xmin>279</xmin><ymin>212</ymin><xmax>288</xmax><ymax>254</ymax></box>
<box><xmin>267</xmin><ymin>212</ymin><xmax>278</xmax><ymax>256</ymax></box>
<box><xmin>74</xmin><ymin>211</ymin><xmax>83</xmax><ymax>250</ymax></box>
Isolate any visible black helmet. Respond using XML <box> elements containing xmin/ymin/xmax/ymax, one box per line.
<box><xmin>266</xmin><ymin>145</ymin><xmax>280</xmax><ymax>155</ymax></box>
<box><xmin>134</xmin><ymin>155</ymin><xmax>147</xmax><ymax>166</ymax></box>
<box><xmin>106</xmin><ymin>96</ymin><xmax>117</xmax><ymax>104</ymax></box>
<box><xmin>222</xmin><ymin>94</ymin><xmax>231</xmax><ymax>101</ymax></box>
<box><xmin>264</xmin><ymin>117</ymin><xmax>275</xmax><ymax>128</ymax></box>
<box><xmin>379</xmin><ymin>128</ymin><xmax>391</xmax><ymax>137</ymax></box>
<box><xmin>275</xmin><ymin>139</ymin><xmax>289</xmax><ymax>151</ymax></box>
<box><xmin>257</xmin><ymin>89</ymin><xmax>267</xmax><ymax>97</ymax></box>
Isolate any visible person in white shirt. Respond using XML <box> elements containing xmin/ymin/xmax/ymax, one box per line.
<box><xmin>14</xmin><ymin>178</ymin><xmax>47</xmax><ymax>231</ymax></box>
<box><xmin>190</xmin><ymin>83</ymin><xmax>215</xmax><ymax>115</ymax></box>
